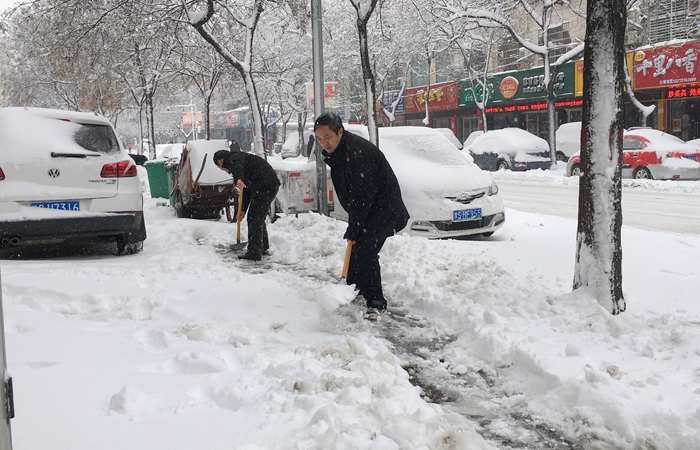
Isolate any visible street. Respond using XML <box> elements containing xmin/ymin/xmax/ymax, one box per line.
<box><xmin>497</xmin><ymin>181</ymin><xmax>700</xmax><ymax>235</ymax></box>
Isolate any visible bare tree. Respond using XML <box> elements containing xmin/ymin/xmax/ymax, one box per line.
<box><xmin>441</xmin><ymin>0</ymin><xmax>585</xmax><ymax>164</ymax></box>
<box><xmin>348</xmin><ymin>0</ymin><xmax>381</xmax><ymax>145</ymax></box>
<box><xmin>573</xmin><ymin>0</ymin><xmax>627</xmax><ymax>314</ymax></box>
<box><xmin>183</xmin><ymin>0</ymin><xmax>267</xmax><ymax>155</ymax></box>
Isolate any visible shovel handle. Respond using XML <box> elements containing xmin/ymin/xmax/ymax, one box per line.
<box><xmin>236</xmin><ymin>187</ymin><xmax>244</xmax><ymax>242</ymax></box>
<box><xmin>341</xmin><ymin>240</ymin><xmax>353</xmax><ymax>279</ymax></box>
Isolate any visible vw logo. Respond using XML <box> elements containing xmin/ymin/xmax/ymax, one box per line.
<box><xmin>47</xmin><ymin>168</ymin><xmax>60</xmax><ymax>178</ymax></box>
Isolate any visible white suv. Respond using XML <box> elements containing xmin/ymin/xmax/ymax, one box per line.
<box><xmin>0</xmin><ymin>107</ymin><xmax>146</xmax><ymax>254</ymax></box>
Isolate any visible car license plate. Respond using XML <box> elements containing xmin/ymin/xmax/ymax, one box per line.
<box><xmin>30</xmin><ymin>201</ymin><xmax>80</xmax><ymax>211</ymax></box>
<box><xmin>453</xmin><ymin>208</ymin><xmax>482</xmax><ymax>222</ymax></box>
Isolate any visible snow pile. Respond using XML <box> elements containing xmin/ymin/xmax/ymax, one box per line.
<box><xmin>2</xmin><ymin>181</ymin><xmax>700</xmax><ymax>449</ymax></box>
<box><xmin>182</xmin><ymin>140</ymin><xmax>233</xmax><ymax>185</ymax></box>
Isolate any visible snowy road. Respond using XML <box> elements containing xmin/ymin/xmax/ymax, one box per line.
<box><xmin>497</xmin><ymin>180</ymin><xmax>700</xmax><ymax>235</ymax></box>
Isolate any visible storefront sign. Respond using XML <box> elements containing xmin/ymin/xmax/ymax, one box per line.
<box><xmin>458</xmin><ymin>81</ymin><xmax>494</xmax><ymax>106</ymax></box>
<box><xmin>484</xmin><ymin>98</ymin><xmax>583</xmax><ymax>114</ymax></box>
<box><xmin>666</xmin><ymin>84</ymin><xmax>700</xmax><ymax>99</ymax></box>
<box><xmin>306</xmin><ymin>82</ymin><xmax>340</xmax><ymax>109</ymax></box>
<box><xmin>182</xmin><ymin>112</ymin><xmax>203</xmax><ymax>128</ymax></box>
<box><xmin>377</xmin><ymin>90</ymin><xmax>405</xmax><ymax>115</ymax></box>
<box><xmin>459</xmin><ymin>62</ymin><xmax>576</xmax><ymax>107</ymax></box>
<box><xmin>634</xmin><ymin>41</ymin><xmax>700</xmax><ymax>89</ymax></box>
<box><xmin>404</xmin><ymin>82</ymin><xmax>458</xmax><ymax>115</ymax></box>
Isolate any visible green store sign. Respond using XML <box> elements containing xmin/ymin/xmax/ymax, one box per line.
<box><xmin>459</xmin><ymin>62</ymin><xmax>575</xmax><ymax>107</ymax></box>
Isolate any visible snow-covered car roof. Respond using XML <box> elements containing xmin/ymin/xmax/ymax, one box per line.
<box><xmin>687</xmin><ymin>138</ymin><xmax>700</xmax><ymax>148</ymax></box>
<box><xmin>625</xmin><ymin>128</ymin><xmax>695</xmax><ymax>153</ymax></box>
<box><xmin>555</xmin><ymin>122</ymin><xmax>581</xmax><ymax>146</ymax></box>
<box><xmin>466</xmin><ymin>128</ymin><xmax>549</xmax><ymax>156</ymax></box>
<box><xmin>463</xmin><ymin>130</ymin><xmax>484</xmax><ymax>148</ymax></box>
<box><xmin>184</xmin><ymin>140</ymin><xmax>233</xmax><ymax>185</ymax></box>
<box><xmin>378</xmin><ymin>126</ymin><xmax>492</xmax><ymax>195</ymax></box>
<box><xmin>433</xmin><ymin>128</ymin><xmax>463</xmax><ymax>149</ymax></box>
<box><xmin>0</xmin><ymin>107</ymin><xmax>121</xmax><ymax>166</ymax></box>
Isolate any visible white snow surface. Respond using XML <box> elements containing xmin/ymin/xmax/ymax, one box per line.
<box><xmin>2</xmin><ymin>170</ymin><xmax>700</xmax><ymax>449</ymax></box>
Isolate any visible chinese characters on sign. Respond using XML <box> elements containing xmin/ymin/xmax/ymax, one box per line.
<box><xmin>634</xmin><ymin>42</ymin><xmax>700</xmax><ymax>89</ymax></box>
<box><xmin>666</xmin><ymin>84</ymin><xmax>700</xmax><ymax>99</ymax></box>
<box><xmin>404</xmin><ymin>82</ymin><xmax>458</xmax><ymax>114</ymax></box>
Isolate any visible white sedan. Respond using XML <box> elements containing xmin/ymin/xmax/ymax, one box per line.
<box><xmin>333</xmin><ymin>126</ymin><xmax>505</xmax><ymax>239</ymax></box>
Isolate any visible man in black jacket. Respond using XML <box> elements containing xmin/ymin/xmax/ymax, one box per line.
<box><xmin>315</xmin><ymin>113</ymin><xmax>409</xmax><ymax>320</ymax></box>
<box><xmin>214</xmin><ymin>150</ymin><xmax>280</xmax><ymax>261</ymax></box>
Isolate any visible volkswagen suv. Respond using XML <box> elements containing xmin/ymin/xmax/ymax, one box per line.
<box><xmin>0</xmin><ymin>107</ymin><xmax>146</xmax><ymax>254</ymax></box>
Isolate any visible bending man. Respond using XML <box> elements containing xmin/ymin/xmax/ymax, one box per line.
<box><xmin>214</xmin><ymin>149</ymin><xmax>280</xmax><ymax>261</ymax></box>
<box><xmin>315</xmin><ymin>113</ymin><xmax>409</xmax><ymax>320</ymax></box>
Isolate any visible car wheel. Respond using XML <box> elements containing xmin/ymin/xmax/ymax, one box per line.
<box><xmin>556</xmin><ymin>152</ymin><xmax>568</xmax><ymax>162</ymax></box>
<box><xmin>497</xmin><ymin>160</ymin><xmax>509</xmax><ymax>171</ymax></box>
<box><xmin>633</xmin><ymin>166</ymin><xmax>653</xmax><ymax>180</ymax></box>
<box><xmin>570</xmin><ymin>164</ymin><xmax>582</xmax><ymax>177</ymax></box>
<box><xmin>482</xmin><ymin>231</ymin><xmax>494</xmax><ymax>237</ymax></box>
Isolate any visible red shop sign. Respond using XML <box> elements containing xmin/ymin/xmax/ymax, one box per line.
<box><xmin>634</xmin><ymin>41</ymin><xmax>700</xmax><ymax>89</ymax></box>
<box><xmin>404</xmin><ymin>82</ymin><xmax>458</xmax><ymax>114</ymax></box>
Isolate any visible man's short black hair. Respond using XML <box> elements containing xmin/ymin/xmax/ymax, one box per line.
<box><xmin>314</xmin><ymin>112</ymin><xmax>344</xmax><ymax>133</ymax></box>
<box><xmin>213</xmin><ymin>149</ymin><xmax>230</xmax><ymax>164</ymax></box>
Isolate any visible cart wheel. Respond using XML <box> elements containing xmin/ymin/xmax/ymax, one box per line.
<box><xmin>225</xmin><ymin>201</ymin><xmax>234</xmax><ymax>222</ymax></box>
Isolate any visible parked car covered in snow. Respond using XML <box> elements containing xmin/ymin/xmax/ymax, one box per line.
<box><xmin>465</xmin><ymin>128</ymin><xmax>552</xmax><ymax>171</ymax></box>
<box><xmin>434</xmin><ymin>128</ymin><xmax>463</xmax><ymax>150</ymax></box>
<box><xmin>172</xmin><ymin>139</ymin><xmax>235</xmax><ymax>219</ymax></box>
<box><xmin>566</xmin><ymin>128</ymin><xmax>700</xmax><ymax>180</ymax></box>
<box><xmin>554</xmin><ymin>121</ymin><xmax>581</xmax><ymax>162</ymax></box>
<box><xmin>0</xmin><ymin>107</ymin><xmax>146</xmax><ymax>254</ymax></box>
<box><xmin>332</xmin><ymin>126</ymin><xmax>505</xmax><ymax>239</ymax></box>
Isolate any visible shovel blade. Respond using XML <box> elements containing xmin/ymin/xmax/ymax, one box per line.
<box><xmin>229</xmin><ymin>242</ymin><xmax>248</xmax><ymax>251</ymax></box>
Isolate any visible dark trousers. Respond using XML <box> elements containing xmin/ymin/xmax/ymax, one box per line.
<box><xmin>346</xmin><ymin>233</ymin><xmax>389</xmax><ymax>309</ymax></box>
<box><xmin>246</xmin><ymin>187</ymin><xmax>278</xmax><ymax>256</ymax></box>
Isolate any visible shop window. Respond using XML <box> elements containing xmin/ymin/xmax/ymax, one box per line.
<box><xmin>647</xmin><ymin>0</ymin><xmax>699</xmax><ymax>43</ymax></box>
<box><xmin>539</xmin><ymin>23</ymin><xmax>571</xmax><ymax>61</ymax></box>
<box><xmin>499</xmin><ymin>37</ymin><xmax>521</xmax><ymax>71</ymax></box>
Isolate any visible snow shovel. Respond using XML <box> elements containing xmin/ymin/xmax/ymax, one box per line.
<box><xmin>339</xmin><ymin>240</ymin><xmax>353</xmax><ymax>284</ymax></box>
<box><xmin>230</xmin><ymin>187</ymin><xmax>247</xmax><ymax>251</ymax></box>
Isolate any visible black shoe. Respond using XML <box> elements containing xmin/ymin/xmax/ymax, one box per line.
<box><xmin>364</xmin><ymin>307</ymin><xmax>387</xmax><ymax>321</ymax></box>
<box><xmin>238</xmin><ymin>252</ymin><xmax>262</xmax><ymax>261</ymax></box>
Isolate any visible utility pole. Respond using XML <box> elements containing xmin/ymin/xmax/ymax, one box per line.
<box><xmin>311</xmin><ymin>0</ymin><xmax>329</xmax><ymax>216</ymax></box>
<box><xmin>0</xmin><ymin>267</ymin><xmax>14</xmax><ymax>450</ymax></box>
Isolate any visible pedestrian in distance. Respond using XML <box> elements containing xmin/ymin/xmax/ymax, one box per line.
<box><xmin>306</xmin><ymin>134</ymin><xmax>316</xmax><ymax>158</ymax></box>
<box><xmin>213</xmin><ymin>150</ymin><xmax>280</xmax><ymax>261</ymax></box>
<box><xmin>229</xmin><ymin>139</ymin><xmax>242</xmax><ymax>152</ymax></box>
<box><xmin>314</xmin><ymin>112</ymin><xmax>409</xmax><ymax>320</ymax></box>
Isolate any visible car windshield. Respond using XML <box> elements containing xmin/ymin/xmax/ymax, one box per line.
<box><xmin>74</xmin><ymin>123</ymin><xmax>120</xmax><ymax>154</ymax></box>
<box><xmin>382</xmin><ymin>134</ymin><xmax>466</xmax><ymax>166</ymax></box>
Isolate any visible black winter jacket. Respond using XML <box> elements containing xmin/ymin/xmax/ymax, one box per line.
<box><xmin>221</xmin><ymin>152</ymin><xmax>280</xmax><ymax>211</ymax></box>
<box><xmin>323</xmin><ymin>130</ymin><xmax>409</xmax><ymax>241</ymax></box>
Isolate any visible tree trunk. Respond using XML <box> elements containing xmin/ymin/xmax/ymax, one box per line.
<box><xmin>573</xmin><ymin>0</ymin><xmax>626</xmax><ymax>315</ymax></box>
<box><xmin>145</xmin><ymin>94</ymin><xmax>156</xmax><ymax>160</ymax></box>
<box><xmin>358</xmin><ymin>20</ymin><xmax>378</xmax><ymax>145</ymax></box>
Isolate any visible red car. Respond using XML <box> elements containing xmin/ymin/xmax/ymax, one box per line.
<box><xmin>566</xmin><ymin>128</ymin><xmax>700</xmax><ymax>180</ymax></box>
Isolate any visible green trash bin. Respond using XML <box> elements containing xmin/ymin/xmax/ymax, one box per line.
<box><xmin>144</xmin><ymin>160</ymin><xmax>169</xmax><ymax>200</ymax></box>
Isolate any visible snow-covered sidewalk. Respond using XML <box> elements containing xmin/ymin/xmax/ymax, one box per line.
<box><xmin>2</xmin><ymin>189</ymin><xmax>699</xmax><ymax>448</ymax></box>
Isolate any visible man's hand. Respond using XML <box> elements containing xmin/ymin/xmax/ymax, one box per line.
<box><xmin>236</xmin><ymin>210</ymin><xmax>246</xmax><ymax>222</ymax></box>
<box><xmin>236</xmin><ymin>179</ymin><xmax>247</xmax><ymax>189</ymax></box>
